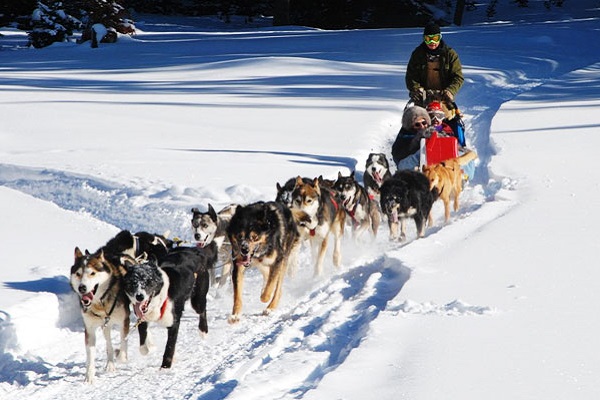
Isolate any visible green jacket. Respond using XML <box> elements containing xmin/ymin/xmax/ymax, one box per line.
<box><xmin>405</xmin><ymin>41</ymin><xmax>464</xmax><ymax>96</ymax></box>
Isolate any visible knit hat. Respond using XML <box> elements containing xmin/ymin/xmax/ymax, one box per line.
<box><xmin>426</xmin><ymin>101</ymin><xmax>443</xmax><ymax>112</ymax></box>
<box><xmin>424</xmin><ymin>22</ymin><xmax>441</xmax><ymax>36</ymax></box>
<box><xmin>402</xmin><ymin>106</ymin><xmax>431</xmax><ymax>131</ymax></box>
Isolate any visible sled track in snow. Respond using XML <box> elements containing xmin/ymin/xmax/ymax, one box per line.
<box><xmin>184</xmin><ymin>258</ymin><xmax>410</xmax><ymax>399</ymax></box>
<box><xmin>2</xmin><ymin>252</ymin><xmax>410</xmax><ymax>400</ymax></box>
<box><xmin>0</xmin><ymin>163</ymin><xmax>189</xmax><ymax>235</ymax></box>
<box><xmin>0</xmin><ymin>161</ymin><xmax>500</xmax><ymax>399</ymax></box>
<box><xmin>0</xmin><ymin>162</ymin><xmax>413</xmax><ymax>399</ymax></box>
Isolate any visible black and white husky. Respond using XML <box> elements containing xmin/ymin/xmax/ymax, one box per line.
<box><xmin>121</xmin><ymin>244</ymin><xmax>217</xmax><ymax>369</ymax></box>
<box><xmin>191</xmin><ymin>204</ymin><xmax>238</xmax><ymax>287</ymax></box>
<box><xmin>363</xmin><ymin>152</ymin><xmax>393</xmax><ymax>203</ymax></box>
<box><xmin>70</xmin><ymin>247</ymin><xmax>130</xmax><ymax>383</ymax></box>
<box><xmin>333</xmin><ymin>171</ymin><xmax>380</xmax><ymax>240</ymax></box>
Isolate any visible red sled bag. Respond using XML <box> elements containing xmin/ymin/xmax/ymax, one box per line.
<box><xmin>421</xmin><ymin>130</ymin><xmax>458</xmax><ymax>166</ymax></box>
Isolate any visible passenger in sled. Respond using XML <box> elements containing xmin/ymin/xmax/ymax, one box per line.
<box><xmin>425</xmin><ymin>100</ymin><xmax>476</xmax><ymax>180</ymax></box>
<box><xmin>427</xmin><ymin>100</ymin><xmax>466</xmax><ymax>149</ymax></box>
<box><xmin>391</xmin><ymin>105</ymin><xmax>432</xmax><ymax>171</ymax></box>
<box><xmin>391</xmin><ymin>102</ymin><xmax>476</xmax><ymax>179</ymax></box>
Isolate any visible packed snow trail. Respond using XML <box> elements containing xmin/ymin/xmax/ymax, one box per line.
<box><xmin>1</xmin><ymin>216</ymin><xmax>413</xmax><ymax>399</ymax></box>
<box><xmin>0</xmin><ymin>164</ymin><xmax>189</xmax><ymax>235</ymax></box>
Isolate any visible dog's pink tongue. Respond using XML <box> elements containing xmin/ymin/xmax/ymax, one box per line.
<box><xmin>82</xmin><ymin>292</ymin><xmax>94</xmax><ymax>304</ymax></box>
<box><xmin>134</xmin><ymin>302</ymin><xmax>145</xmax><ymax>319</ymax></box>
<box><xmin>392</xmin><ymin>210</ymin><xmax>399</xmax><ymax>223</ymax></box>
<box><xmin>374</xmin><ymin>171</ymin><xmax>383</xmax><ymax>183</ymax></box>
<box><xmin>236</xmin><ymin>255</ymin><xmax>251</xmax><ymax>267</ymax></box>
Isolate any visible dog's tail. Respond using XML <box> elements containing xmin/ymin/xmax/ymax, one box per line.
<box><xmin>457</xmin><ymin>150</ymin><xmax>478</xmax><ymax>166</ymax></box>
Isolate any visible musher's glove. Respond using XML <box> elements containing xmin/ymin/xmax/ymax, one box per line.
<box><xmin>443</xmin><ymin>89</ymin><xmax>454</xmax><ymax>102</ymax></box>
<box><xmin>410</xmin><ymin>88</ymin><xmax>426</xmax><ymax>105</ymax></box>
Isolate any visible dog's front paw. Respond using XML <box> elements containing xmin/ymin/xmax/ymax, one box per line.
<box><xmin>262</xmin><ymin>308</ymin><xmax>272</xmax><ymax>316</ymax></box>
<box><xmin>160</xmin><ymin>357</ymin><xmax>173</xmax><ymax>369</ymax></box>
<box><xmin>228</xmin><ymin>314</ymin><xmax>240</xmax><ymax>324</ymax></box>
<box><xmin>115</xmin><ymin>349</ymin><xmax>128</xmax><ymax>363</ymax></box>
<box><xmin>84</xmin><ymin>372</ymin><xmax>96</xmax><ymax>385</ymax></box>
<box><xmin>140</xmin><ymin>343</ymin><xmax>155</xmax><ymax>355</ymax></box>
<box><xmin>105</xmin><ymin>360</ymin><xmax>116</xmax><ymax>373</ymax></box>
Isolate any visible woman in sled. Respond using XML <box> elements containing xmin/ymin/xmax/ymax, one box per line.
<box><xmin>391</xmin><ymin>105</ymin><xmax>434</xmax><ymax>171</ymax></box>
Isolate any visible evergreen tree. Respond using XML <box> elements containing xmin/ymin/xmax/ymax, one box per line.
<box><xmin>27</xmin><ymin>1</ymin><xmax>133</xmax><ymax>48</ymax></box>
<box><xmin>0</xmin><ymin>0</ymin><xmax>37</xmax><ymax>28</ymax></box>
<box><xmin>28</xmin><ymin>1</ymin><xmax>82</xmax><ymax>48</ymax></box>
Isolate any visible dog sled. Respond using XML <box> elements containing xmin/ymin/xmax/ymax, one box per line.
<box><xmin>407</xmin><ymin>98</ymin><xmax>476</xmax><ymax>180</ymax></box>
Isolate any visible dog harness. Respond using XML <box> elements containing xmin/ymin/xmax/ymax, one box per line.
<box><xmin>348</xmin><ymin>203</ymin><xmax>360</xmax><ymax>228</ymax></box>
<box><xmin>159</xmin><ymin>297</ymin><xmax>169</xmax><ymax>320</ymax></box>
<box><xmin>310</xmin><ymin>196</ymin><xmax>340</xmax><ymax>236</ymax></box>
<box><xmin>85</xmin><ymin>275</ymin><xmax>120</xmax><ymax>328</ymax></box>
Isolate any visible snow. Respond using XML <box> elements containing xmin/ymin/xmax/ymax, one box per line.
<box><xmin>1</xmin><ymin>1</ymin><xmax>600</xmax><ymax>398</ymax></box>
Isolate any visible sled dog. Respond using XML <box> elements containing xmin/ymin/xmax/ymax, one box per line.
<box><xmin>422</xmin><ymin>150</ymin><xmax>478</xmax><ymax>223</ymax></box>
<box><xmin>70</xmin><ymin>247</ymin><xmax>130</xmax><ymax>383</ymax></box>
<box><xmin>317</xmin><ymin>175</ymin><xmax>336</xmax><ymax>190</ymax></box>
<box><xmin>120</xmin><ymin>244</ymin><xmax>218</xmax><ymax>369</ymax></box>
<box><xmin>191</xmin><ymin>203</ymin><xmax>239</xmax><ymax>287</ymax></box>
<box><xmin>103</xmin><ymin>229</ymin><xmax>173</xmax><ymax>262</ymax></box>
<box><xmin>363</xmin><ymin>153</ymin><xmax>392</xmax><ymax>202</ymax></box>
<box><xmin>379</xmin><ymin>169</ymin><xmax>434</xmax><ymax>241</ymax></box>
<box><xmin>333</xmin><ymin>171</ymin><xmax>380</xmax><ymax>240</ymax></box>
<box><xmin>291</xmin><ymin>176</ymin><xmax>345</xmax><ymax>276</ymax></box>
<box><xmin>226</xmin><ymin>201</ymin><xmax>305</xmax><ymax>323</ymax></box>
<box><xmin>276</xmin><ymin>176</ymin><xmax>312</xmax><ymax>208</ymax></box>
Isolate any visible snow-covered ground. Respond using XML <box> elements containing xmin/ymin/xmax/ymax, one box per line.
<box><xmin>1</xmin><ymin>1</ymin><xmax>599</xmax><ymax>398</ymax></box>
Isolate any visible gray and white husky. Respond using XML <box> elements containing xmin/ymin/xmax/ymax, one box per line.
<box><xmin>191</xmin><ymin>204</ymin><xmax>238</xmax><ymax>287</ymax></box>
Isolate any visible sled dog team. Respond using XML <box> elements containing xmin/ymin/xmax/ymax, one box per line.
<box><xmin>70</xmin><ymin>151</ymin><xmax>476</xmax><ymax>383</ymax></box>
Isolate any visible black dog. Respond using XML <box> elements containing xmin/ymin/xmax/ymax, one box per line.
<box><xmin>121</xmin><ymin>243</ymin><xmax>217</xmax><ymax>369</ymax></box>
<box><xmin>104</xmin><ymin>230</ymin><xmax>173</xmax><ymax>264</ymax></box>
<box><xmin>379</xmin><ymin>170</ymin><xmax>434</xmax><ymax>241</ymax></box>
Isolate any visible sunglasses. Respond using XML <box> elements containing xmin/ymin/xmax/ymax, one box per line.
<box><xmin>424</xmin><ymin>34</ymin><xmax>441</xmax><ymax>45</ymax></box>
<box><xmin>413</xmin><ymin>120</ymin><xmax>428</xmax><ymax>129</ymax></box>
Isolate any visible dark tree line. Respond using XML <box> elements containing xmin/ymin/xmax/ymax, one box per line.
<box><xmin>120</xmin><ymin>0</ymin><xmax>450</xmax><ymax>28</ymax></box>
<box><xmin>1</xmin><ymin>1</ymin><xmax>134</xmax><ymax>47</ymax></box>
<box><xmin>0</xmin><ymin>0</ymin><xmax>568</xmax><ymax>48</ymax></box>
